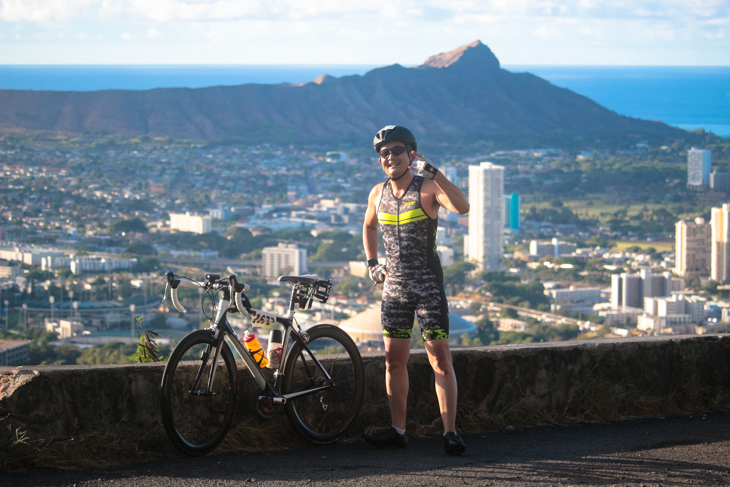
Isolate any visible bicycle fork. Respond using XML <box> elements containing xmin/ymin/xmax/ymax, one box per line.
<box><xmin>189</xmin><ymin>340</ymin><xmax>224</xmax><ymax>397</ymax></box>
<box><xmin>188</xmin><ymin>295</ymin><xmax>233</xmax><ymax>397</ymax></box>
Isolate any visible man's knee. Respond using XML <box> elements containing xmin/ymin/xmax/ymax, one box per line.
<box><xmin>425</xmin><ymin>339</ymin><xmax>453</xmax><ymax>375</ymax></box>
<box><xmin>385</xmin><ymin>338</ymin><xmax>411</xmax><ymax>371</ymax></box>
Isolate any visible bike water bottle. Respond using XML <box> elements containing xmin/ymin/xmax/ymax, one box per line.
<box><xmin>266</xmin><ymin>329</ymin><xmax>283</xmax><ymax>369</ymax></box>
<box><xmin>243</xmin><ymin>330</ymin><xmax>268</xmax><ymax>368</ymax></box>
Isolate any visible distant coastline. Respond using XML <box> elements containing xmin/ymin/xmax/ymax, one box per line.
<box><xmin>513</xmin><ymin>65</ymin><xmax>730</xmax><ymax>137</ymax></box>
<box><xmin>1</xmin><ymin>64</ymin><xmax>728</xmax><ymax>137</ymax></box>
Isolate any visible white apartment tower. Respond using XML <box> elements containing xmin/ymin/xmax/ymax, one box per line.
<box><xmin>262</xmin><ymin>243</ymin><xmax>307</xmax><ymax>279</ymax></box>
<box><xmin>674</xmin><ymin>218</ymin><xmax>711</xmax><ymax>277</ymax></box>
<box><xmin>711</xmin><ymin>204</ymin><xmax>730</xmax><ymax>283</ymax></box>
<box><xmin>465</xmin><ymin>162</ymin><xmax>504</xmax><ymax>270</ymax></box>
<box><xmin>169</xmin><ymin>212</ymin><xmax>212</xmax><ymax>234</ymax></box>
<box><xmin>687</xmin><ymin>148</ymin><xmax>712</xmax><ymax>190</ymax></box>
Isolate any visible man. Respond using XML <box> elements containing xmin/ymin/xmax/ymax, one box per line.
<box><xmin>362</xmin><ymin>125</ymin><xmax>470</xmax><ymax>455</ymax></box>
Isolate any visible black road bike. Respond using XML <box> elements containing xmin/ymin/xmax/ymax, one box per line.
<box><xmin>160</xmin><ymin>271</ymin><xmax>365</xmax><ymax>456</ymax></box>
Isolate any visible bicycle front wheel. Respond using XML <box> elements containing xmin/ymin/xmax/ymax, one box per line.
<box><xmin>160</xmin><ymin>329</ymin><xmax>238</xmax><ymax>456</ymax></box>
<box><xmin>282</xmin><ymin>324</ymin><xmax>364</xmax><ymax>444</ymax></box>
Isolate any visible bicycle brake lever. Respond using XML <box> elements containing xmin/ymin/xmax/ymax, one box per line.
<box><xmin>162</xmin><ymin>271</ymin><xmax>174</xmax><ymax>304</ymax></box>
<box><xmin>233</xmin><ymin>291</ymin><xmax>249</xmax><ymax>316</ymax></box>
<box><xmin>228</xmin><ymin>274</ymin><xmax>250</xmax><ymax>316</ymax></box>
<box><xmin>164</xmin><ymin>272</ymin><xmax>186</xmax><ymax>313</ymax></box>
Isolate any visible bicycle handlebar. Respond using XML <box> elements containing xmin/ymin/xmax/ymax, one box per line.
<box><xmin>162</xmin><ymin>270</ymin><xmax>332</xmax><ymax>319</ymax></box>
<box><xmin>227</xmin><ymin>273</ymin><xmax>250</xmax><ymax>317</ymax></box>
<box><xmin>162</xmin><ymin>271</ymin><xmax>252</xmax><ymax>315</ymax></box>
<box><xmin>162</xmin><ymin>272</ymin><xmax>198</xmax><ymax>313</ymax></box>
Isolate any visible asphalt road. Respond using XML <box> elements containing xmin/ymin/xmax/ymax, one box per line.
<box><xmin>5</xmin><ymin>413</ymin><xmax>730</xmax><ymax>486</ymax></box>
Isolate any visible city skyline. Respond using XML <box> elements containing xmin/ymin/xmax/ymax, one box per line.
<box><xmin>1</xmin><ymin>0</ymin><xmax>728</xmax><ymax>66</ymax></box>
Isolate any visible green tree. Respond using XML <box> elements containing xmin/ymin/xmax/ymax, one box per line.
<box><xmin>24</xmin><ymin>329</ymin><xmax>61</xmax><ymax>365</ymax></box>
<box><xmin>492</xmin><ymin>331</ymin><xmax>533</xmax><ymax>345</ymax></box>
<box><xmin>476</xmin><ymin>270</ymin><xmax>519</xmax><ymax>284</ymax></box>
<box><xmin>499</xmin><ymin>307</ymin><xmax>519</xmax><ymax>319</ymax></box>
<box><xmin>475</xmin><ymin>316</ymin><xmax>498</xmax><ymax>345</ymax></box>
<box><xmin>125</xmin><ymin>242</ymin><xmax>156</xmax><ymax>255</ymax></box>
<box><xmin>136</xmin><ymin>257</ymin><xmax>160</xmax><ymax>272</ymax></box>
<box><xmin>442</xmin><ymin>262</ymin><xmax>476</xmax><ymax>288</ymax></box>
<box><xmin>54</xmin><ymin>343</ymin><xmax>82</xmax><ymax>365</ymax></box>
<box><xmin>110</xmin><ymin>217</ymin><xmax>148</xmax><ymax>234</ymax></box>
<box><xmin>555</xmin><ymin>323</ymin><xmax>581</xmax><ymax>340</ymax></box>
<box><xmin>486</xmin><ymin>281</ymin><xmax>550</xmax><ymax>309</ymax></box>
<box><xmin>77</xmin><ymin>342</ymin><xmax>137</xmax><ymax>365</ymax></box>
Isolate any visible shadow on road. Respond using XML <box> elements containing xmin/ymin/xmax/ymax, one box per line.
<box><xmin>6</xmin><ymin>413</ymin><xmax>730</xmax><ymax>486</ymax></box>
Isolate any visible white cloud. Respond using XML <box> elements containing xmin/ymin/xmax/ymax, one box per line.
<box><xmin>534</xmin><ymin>24</ymin><xmax>561</xmax><ymax>39</ymax></box>
<box><xmin>2</xmin><ymin>0</ymin><xmax>728</xmax><ymax>23</ymax></box>
<box><xmin>1</xmin><ymin>0</ymin><xmax>728</xmax><ymax>65</ymax></box>
<box><xmin>0</xmin><ymin>0</ymin><xmax>97</xmax><ymax>21</ymax></box>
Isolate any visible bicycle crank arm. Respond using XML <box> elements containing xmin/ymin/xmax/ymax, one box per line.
<box><xmin>259</xmin><ymin>396</ymin><xmax>287</xmax><ymax>405</ymax></box>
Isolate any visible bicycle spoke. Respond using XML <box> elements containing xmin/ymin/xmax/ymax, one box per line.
<box><xmin>161</xmin><ymin>331</ymin><xmax>238</xmax><ymax>456</ymax></box>
<box><xmin>282</xmin><ymin>325</ymin><xmax>364</xmax><ymax>444</ymax></box>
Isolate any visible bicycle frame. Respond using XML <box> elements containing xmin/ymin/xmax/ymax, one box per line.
<box><xmin>202</xmin><ymin>286</ymin><xmax>334</xmax><ymax>404</ymax></box>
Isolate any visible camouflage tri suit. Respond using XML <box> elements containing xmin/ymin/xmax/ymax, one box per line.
<box><xmin>377</xmin><ymin>175</ymin><xmax>449</xmax><ymax>341</ymax></box>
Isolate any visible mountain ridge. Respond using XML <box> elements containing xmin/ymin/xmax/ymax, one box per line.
<box><xmin>0</xmin><ymin>41</ymin><xmax>684</xmax><ymax>145</ymax></box>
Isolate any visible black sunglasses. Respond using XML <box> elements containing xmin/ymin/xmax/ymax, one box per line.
<box><xmin>379</xmin><ymin>146</ymin><xmax>408</xmax><ymax>159</ymax></box>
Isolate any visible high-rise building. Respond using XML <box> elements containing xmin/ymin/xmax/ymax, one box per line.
<box><xmin>262</xmin><ymin>243</ymin><xmax>307</xmax><ymax>279</ymax></box>
<box><xmin>610</xmin><ymin>270</ymin><xmax>684</xmax><ymax>310</ymax></box>
<box><xmin>529</xmin><ymin>239</ymin><xmax>577</xmax><ymax>258</ymax></box>
<box><xmin>208</xmin><ymin>207</ymin><xmax>232</xmax><ymax>221</ymax></box>
<box><xmin>710</xmin><ymin>171</ymin><xmax>730</xmax><ymax>193</ymax></box>
<box><xmin>675</xmin><ymin>218</ymin><xmax>711</xmax><ymax>277</ymax></box>
<box><xmin>711</xmin><ymin>203</ymin><xmax>730</xmax><ymax>283</ymax></box>
<box><xmin>611</xmin><ymin>273</ymin><xmax>643</xmax><ymax>309</ymax></box>
<box><xmin>687</xmin><ymin>148</ymin><xmax>712</xmax><ymax>190</ymax></box>
<box><xmin>503</xmin><ymin>193</ymin><xmax>521</xmax><ymax>233</ymax></box>
<box><xmin>465</xmin><ymin>162</ymin><xmax>504</xmax><ymax>270</ymax></box>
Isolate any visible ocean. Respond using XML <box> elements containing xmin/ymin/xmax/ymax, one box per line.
<box><xmin>512</xmin><ymin>65</ymin><xmax>730</xmax><ymax>138</ymax></box>
<box><xmin>1</xmin><ymin>64</ymin><xmax>728</xmax><ymax>137</ymax></box>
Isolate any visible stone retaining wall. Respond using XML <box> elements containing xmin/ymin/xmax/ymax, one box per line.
<box><xmin>2</xmin><ymin>335</ymin><xmax>730</xmax><ymax>452</ymax></box>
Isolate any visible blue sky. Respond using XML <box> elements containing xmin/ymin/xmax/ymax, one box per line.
<box><xmin>1</xmin><ymin>0</ymin><xmax>728</xmax><ymax>65</ymax></box>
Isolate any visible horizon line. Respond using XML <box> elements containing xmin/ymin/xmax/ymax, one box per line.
<box><xmin>1</xmin><ymin>63</ymin><xmax>730</xmax><ymax>68</ymax></box>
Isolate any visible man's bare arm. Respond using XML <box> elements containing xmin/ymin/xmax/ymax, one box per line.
<box><xmin>432</xmin><ymin>171</ymin><xmax>470</xmax><ymax>215</ymax></box>
<box><xmin>410</xmin><ymin>151</ymin><xmax>469</xmax><ymax>215</ymax></box>
<box><xmin>363</xmin><ymin>184</ymin><xmax>383</xmax><ymax>262</ymax></box>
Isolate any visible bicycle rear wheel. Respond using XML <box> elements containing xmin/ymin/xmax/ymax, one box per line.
<box><xmin>160</xmin><ymin>329</ymin><xmax>238</xmax><ymax>456</ymax></box>
<box><xmin>281</xmin><ymin>324</ymin><xmax>364</xmax><ymax>444</ymax></box>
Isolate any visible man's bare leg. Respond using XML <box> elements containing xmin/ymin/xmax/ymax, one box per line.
<box><xmin>424</xmin><ymin>338</ymin><xmax>457</xmax><ymax>433</ymax></box>
<box><xmin>384</xmin><ymin>337</ymin><xmax>411</xmax><ymax>430</ymax></box>
<box><xmin>425</xmin><ymin>338</ymin><xmax>465</xmax><ymax>455</ymax></box>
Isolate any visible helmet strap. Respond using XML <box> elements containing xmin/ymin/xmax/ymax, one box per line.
<box><xmin>390</xmin><ymin>166</ymin><xmax>411</xmax><ymax>181</ymax></box>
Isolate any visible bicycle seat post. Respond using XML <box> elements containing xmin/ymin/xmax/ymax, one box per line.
<box><xmin>287</xmin><ymin>284</ymin><xmax>299</xmax><ymax>314</ymax></box>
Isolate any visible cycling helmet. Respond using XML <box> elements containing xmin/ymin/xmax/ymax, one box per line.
<box><xmin>373</xmin><ymin>125</ymin><xmax>417</xmax><ymax>153</ymax></box>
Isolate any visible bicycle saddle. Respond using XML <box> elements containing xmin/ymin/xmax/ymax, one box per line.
<box><xmin>278</xmin><ymin>274</ymin><xmax>319</xmax><ymax>286</ymax></box>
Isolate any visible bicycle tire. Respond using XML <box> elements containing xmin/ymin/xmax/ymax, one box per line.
<box><xmin>281</xmin><ymin>324</ymin><xmax>365</xmax><ymax>444</ymax></box>
<box><xmin>160</xmin><ymin>329</ymin><xmax>238</xmax><ymax>456</ymax></box>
